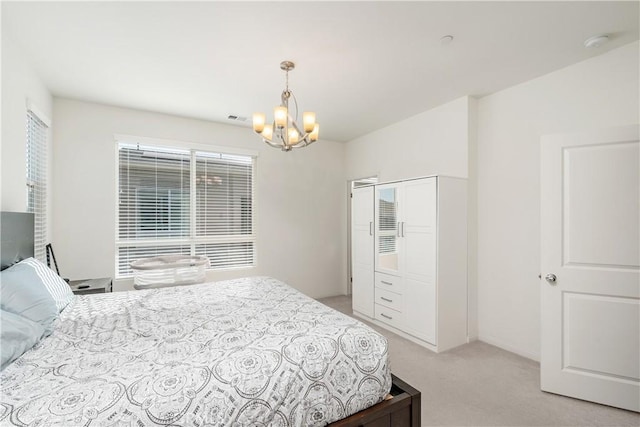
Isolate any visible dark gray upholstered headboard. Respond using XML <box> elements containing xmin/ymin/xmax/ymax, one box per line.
<box><xmin>1</xmin><ymin>212</ymin><xmax>34</xmax><ymax>271</ymax></box>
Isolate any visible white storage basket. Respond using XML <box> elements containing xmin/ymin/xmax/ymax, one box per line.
<box><xmin>130</xmin><ymin>255</ymin><xmax>210</xmax><ymax>290</ymax></box>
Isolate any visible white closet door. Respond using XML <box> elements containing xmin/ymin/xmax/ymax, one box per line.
<box><xmin>402</xmin><ymin>178</ymin><xmax>437</xmax><ymax>281</ymax></box>
<box><xmin>352</xmin><ymin>186</ymin><xmax>375</xmax><ymax>317</ymax></box>
<box><xmin>402</xmin><ymin>178</ymin><xmax>437</xmax><ymax>344</ymax></box>
<box><xmin>541</xmin><ymin>125</ymin><xmax>639</xmax><ymax>411</ymax></box>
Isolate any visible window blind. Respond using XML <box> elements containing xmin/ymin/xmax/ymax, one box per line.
<box><xmin>118</xmin><ymin>144</ymin><xmax>191</xmax><ymax>241</ymax></box>
<box><xmin>26</xmin><ymin>110</ymin><xmax>48</xmax><ymax>262</ymax></box>
<box><xmin>378</xmin><ymin>198</ymin><xmax>397</xmax><ymax>254</ymax></box>
<box><xmin>195</xmin><ymin>152</ymin><xmax>253</xmax><ymax>237</ymax></box>
<box><xmin>117</xmin><ymin>142</ymin><xmax>255</xmax><ymax>277</ymax></box>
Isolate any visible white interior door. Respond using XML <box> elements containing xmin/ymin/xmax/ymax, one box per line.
<box><xmin>351</xmin><ymin>186</ymin><xmax>374</xmax><ymax>317</ymax></box>
<box><xmin>541</xmin><ymin>125</ymin><xmax>639</xmax><ymax>412</ymax></box>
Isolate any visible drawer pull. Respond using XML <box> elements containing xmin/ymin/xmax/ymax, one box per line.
<box><xmin>380</xmin><ymin>296</ymin><xmax>393</xmax><ymax>303</ymax></box>
<box><xmin>380</xmin><ymin>280</ymin><xmax>393</xmax><ymax>286</ymax></box>
<box><xmin>380</xmin><ymin>313</ymin><xmax>393</xmax><ymax>320</ymax></box>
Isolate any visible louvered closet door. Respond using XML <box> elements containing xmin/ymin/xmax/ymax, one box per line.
<box><xmin>402</xmin><ymin>178</ymin><xmax>437</xmax><ymax>344</ymax></box>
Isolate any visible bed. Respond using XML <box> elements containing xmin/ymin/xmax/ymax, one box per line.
<box><xmin>0</xmin><ymin>213</ymin><xmax>420</xmax><ymax>426</ymax></box>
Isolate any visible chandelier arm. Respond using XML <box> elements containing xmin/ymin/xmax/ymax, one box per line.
<box><xmin>290</xmin><ymin>134</ymin><xmax>314</xmax><ymax>148</ymax></box>
<box><xmin>263</xmin><ymin>139</ymin><xmax>282</xmax><ymax>149</ymax></box>
<box><xmin>289</xmin><ymin>91</ymin><xmax>300</xmax><ymax>123</ymax></box>
<box><xmin>289</xmin><ymin>120</ymin><xmax>306</xmax><ymax>139</ymax></box>
<box><xmin>277</xmin><ymin>129</ymin><xmax>288</xmax><ymax>145</ymax></box>
<box><xmin>290</xmin><ymin>140</ymin><xmax>314</xmax><ymax>149</ymax></box>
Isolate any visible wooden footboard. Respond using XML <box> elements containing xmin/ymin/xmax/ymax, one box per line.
<box><xmin>329</xmin><ymin>374</ymin><xmax>421</xmax><ymax>427</ymax></box>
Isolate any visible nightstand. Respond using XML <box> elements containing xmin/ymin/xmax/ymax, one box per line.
<box><xmin>69</xmin><ymin>278</ymin><xmax>112</xmax><ymax>295</ymax></box>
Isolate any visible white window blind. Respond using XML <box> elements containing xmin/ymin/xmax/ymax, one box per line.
<box><xmin>117</xmin><ymin>142</ymin><xmax>255</xmax><ymax>277</ymax></box>
<box><xmin>194</xmin><ymin>152</ymin><xmax>254</xmax><ymax>268</ymax></box>
<box><xmin>378</xmin><ymin>197</ymin><xmax>397</xmax><ymax>254</ymax></box>
<box><xmin>26</xmin><ymin>110</ymin><xmax>48</xmax><ymax>262</ymax></box>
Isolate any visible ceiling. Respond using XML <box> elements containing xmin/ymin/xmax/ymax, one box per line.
<box><xmin>2</xmin><ymin>1</ymin><xmax>638</xmax><ymax>142</ymax></box>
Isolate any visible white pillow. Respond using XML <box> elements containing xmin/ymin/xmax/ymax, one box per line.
<box><xmin>21</xmin><ymin>258</ymin><xmax>74</xmax><ymax>312</ymax></box>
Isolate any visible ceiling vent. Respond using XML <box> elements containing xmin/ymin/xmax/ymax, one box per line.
<box><xmin>227</xmin><ymin>115</ymin><xmax>248</xmax><ymax>122</ymax></box>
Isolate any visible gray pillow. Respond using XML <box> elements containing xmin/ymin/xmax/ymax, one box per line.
<box><xmin>0</xmin><ymin>261</ymin><xmax>59</xmax><ymax>335</ymax></box>
<box><xmin>1</xmin><ymin>309</ymin><xmax>45</xmax><ymax>370</ymax></box>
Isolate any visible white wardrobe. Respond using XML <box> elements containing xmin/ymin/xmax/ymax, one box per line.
<box><xmin>351</xmin><ymin>176</ymin><xmax>468</xmax><ymax>353</ymax></box>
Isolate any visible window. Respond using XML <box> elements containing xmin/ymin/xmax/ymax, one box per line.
<box><xmin>116</xmin><ymin>141</ymin><xmax>255</xmax><ymax>277</ymax></box>
<box><xmin>26</xmin><ymin>110</ymin><xmax>48</xmax><ymax>262</ymax></box>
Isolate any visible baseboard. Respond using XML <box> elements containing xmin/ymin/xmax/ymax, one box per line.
<box><xmin>478</xmin><ymin>334</ymin><xmax>539</xmax><ymax>362</ymax></box>
<box><xmin>353</xmin><ymin>310</ymin><xmax>478</xmax><ymax>354</ymax></box>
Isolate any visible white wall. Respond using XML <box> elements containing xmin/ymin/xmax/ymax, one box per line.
<box><xmin>466</xmin><ymin>97</ymin><xmax>479</xmax><ymax>341</ymax></box>
<box><xmin>1</xmin><ymin>34</ymin><xmax>52</xmax><ymax>229</ymax></box>
<box><xmin>346</xmin><ymin>96</ymin><xmax>472</xmax><ymax>183</ymax></box>
<box><xmin>345</xmin><ymin>95</ymin><xmax>478</xmax><ymax>340</ymax></box>
<box><xmin>51</xmin><ymin>99</ymin><xmax>347</xmax><ymax>298</ymax></box>
<box><xmin>476</xmin><ymin>41</ymin><xmax>639</xmax><ymax>360</ymax></box>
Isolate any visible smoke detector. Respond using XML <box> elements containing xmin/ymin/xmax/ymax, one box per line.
<box><xmin>584</xmin><ymin>34</ymin><xmax>609</xmax><ymax>48</ymax></box>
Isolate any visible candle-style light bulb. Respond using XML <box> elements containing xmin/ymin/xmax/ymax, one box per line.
<box><xmin>262</xmin><ymin>124</ymin><xmax>273</xmax><ymax>141</ymax></box>
<box><xmin>252</xmin><ymin>113</ymin><xmax>265</xmax><ymax>133</ymax></box>
<box><xmin>309</xmin><ymin>123</ymin><xmax>320</xmax><ymax>142</ymax></box>
<box><xmin>274</xmin><ymin>106</ymin><xmax>287</xmax><ymax>128</ymax></box>
<box><xmin>303</xmin><ymin>112</ymin><xmax>316</xmax><ymax>133</ymax></box>
<box><xmin>288</xmin><ymin>128</ymin><xmax>299</xmax><ymax>145</ymax></box>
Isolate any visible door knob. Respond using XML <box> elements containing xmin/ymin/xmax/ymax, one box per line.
<box><xmin>545</xmin><ymin>273</ymin><xmax>557</xmax><ymax>284</ymax></box>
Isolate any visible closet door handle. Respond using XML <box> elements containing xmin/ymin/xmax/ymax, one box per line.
<box><xmin>369</xmin><ymin>222</ymin><xmax>373</xmax><ymax>236</ymax></box>
<box><xmin>401</xmin><ymin>222</ymin><xmax>406</xmax><ymax>237</ymax></box>
<box><xmin>397</xmin><ymin>222</ymin><xmax>401</xmax><ymax>237</ymax></box>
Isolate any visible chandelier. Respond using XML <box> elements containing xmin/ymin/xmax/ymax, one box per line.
<box><xmin>252</xmin><ymin>61</ymin><xmax>319</xmax><ymax>151</ymax></box>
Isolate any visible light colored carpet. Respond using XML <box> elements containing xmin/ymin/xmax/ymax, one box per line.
<box><xmin>318</xmin><ymin>295</ymin><xmax>640</xmax><ymax>427</ymax></box>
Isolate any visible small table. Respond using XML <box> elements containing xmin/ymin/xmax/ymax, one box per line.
<box><xmin>69</xmin><ymin>278</ymin><xmax>112</xmax><ymax>295</ymax></box>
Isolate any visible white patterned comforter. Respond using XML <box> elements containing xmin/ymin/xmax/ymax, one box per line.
<box><xmin>0</xmin><ymin>276</ymin><xmax>391</xmax><ymax>426</ymax></box>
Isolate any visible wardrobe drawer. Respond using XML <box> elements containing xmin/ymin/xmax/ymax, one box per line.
<box><xmin>375</xmin><ymin>304</ymin><xmax>404</xmax><ymax>329</ymax></box>
<box><xmin>375</xmin><ymin>272</ymin><xmax>403</xmax><ymax>294</ymax></box>
<box><xmin>375</xmin><ymin>287</ymin><xmax>403</xmax><ymax>312</ymax></box>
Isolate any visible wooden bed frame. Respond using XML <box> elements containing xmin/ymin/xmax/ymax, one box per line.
<box><xmin>329</xmin><ymin>374</ymin><xmax>421</xmax><ymax>427</ymax></box>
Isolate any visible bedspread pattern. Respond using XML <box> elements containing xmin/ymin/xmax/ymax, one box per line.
<box><xmin>0</xmin><ymin>277</ymin><xmax>391</xmax><ymax>426</ymax></box>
